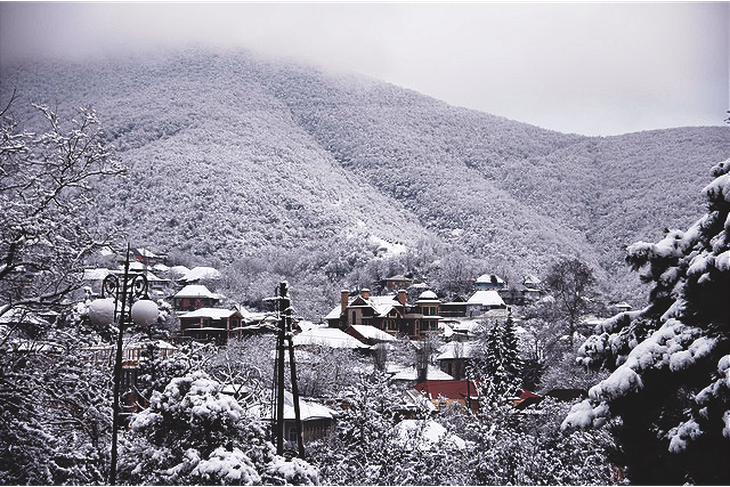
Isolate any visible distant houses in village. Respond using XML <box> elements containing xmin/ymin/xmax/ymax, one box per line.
<box><xmin>69</xmin><ymin>249</ymin><xmax>624</xmax><ymax>443</ymax></box>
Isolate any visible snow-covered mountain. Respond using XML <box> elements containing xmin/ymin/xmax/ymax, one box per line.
<box><xmin>2</xmin><ymin>49</ymin><xmax>728</xmax><ymax>308</ymax></box>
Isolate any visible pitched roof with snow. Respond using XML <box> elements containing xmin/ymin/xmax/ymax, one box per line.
<box><xmin>350</xmin><ymin>324</ymin><xmax>396</xmax><ymax>342</ymax></box>
<box><xmin>182</xmin><ymin>266</ymin><xmax>221</xmax><ymax>282</ymax></box>
<box><xmin>254</xmin><ymin>390</ymin><xmax>339</xmax><ymax>421</ymax></box>
<box><xmin>326</xmin><ymin>293</ymin><xmax>405</xmax><ymax>321</ymax></box>
<box><xmin>467</xmin><ymin>290</ymin><xmax>505</xmax><ymax>307</ymax></box>
<box><xmin>476</xmin><ymin>274</ymin><xmax>505</xmax><ymax>284</ymax></box>
<box><xmin>436</xmin><ymin>341</ymin><xmax>478</xmax><ymax>360</ymax></box>
<box><xmin>293</xmin><ymin>326</ymin><xmax>370</xmax><ymax>349</ymax></box>
<box><xmin>388</xmin><ymin>364</ymin><xmax>454</xmax><ymax>381</ymax></box>
<box><xmin>417</xmin><ymin>290</ymin><xmax>439</xmax><ymax>301</ymax></box>
<box><xmin>174</xmin><ymin>284</ymin><xmax>217</xmax><ymax>299</ymax></box>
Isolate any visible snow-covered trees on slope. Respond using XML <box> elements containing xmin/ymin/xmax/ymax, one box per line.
<box><xmin>4</xmin><ymin>52</ymin><xmax>728</xmax><ymax>314</ymax></box>
<box><xmin>563</xmin><ymin>157</ymin><xmax>730</xmax><ymax>484</ymax></box>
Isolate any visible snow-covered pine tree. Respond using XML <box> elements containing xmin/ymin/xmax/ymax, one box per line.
<box><xmin>562</xmin><ymin>157</ymin><xmax>730</xmax><ymax>484</ymax></box>
<box><xmin>469</xmin><ymin>314</ymin><xmax>523</xmax><ymax>403</ymax></box>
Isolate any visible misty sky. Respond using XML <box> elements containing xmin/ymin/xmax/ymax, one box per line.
<box><xmin>0</xmin><ymin>1</ymin><xmax>727</xmax><ymax>136</ymax></box>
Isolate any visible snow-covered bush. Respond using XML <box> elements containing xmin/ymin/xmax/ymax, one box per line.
<box><xmin>118</xmin><ymin>370</ymin><xmax>318</xmax><ymax>485</ymax></box>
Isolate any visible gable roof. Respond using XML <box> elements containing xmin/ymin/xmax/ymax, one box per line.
<box><xmin>329</xmin><ymin>294</ymin><xmax>404</xmax><ymax>319</ymax></box>
<box><xmin>174</xmin><ymin>284</ymin><xmax>218</xmax><ymax>299</ymax></box>
<box><xmin>293</xmin><ymin>326</ymin><xmax>370</xmax><ymax>349</ymax></box>
<box><xmin>253</xmin><ymin>390</ymin><xmax>339</xmax><ymax>421</ymax></box>
<box><xmin>350</xmin><ymin>324</ymin><xmax>396</xmax><ymax>342</ymax></box>
<box><xmin>467</xmin><ymin>290</ymin><xmax>505</xmax><ymax>307</ymax></box>
<box><xmin>413</xmin><ymin>380</ymin><xmax>481</xmax><ymax>401</ymax></box>
<box><xmin>476</xmin><ymin>274</ymin><xmax>505</xmax><ymax>284</ymax></box>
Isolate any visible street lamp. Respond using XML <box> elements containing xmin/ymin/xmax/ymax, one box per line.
<box><xmin>88</xmin><ymin>244</ymin><xmax>159</xmax><ymax>485</ymax></box>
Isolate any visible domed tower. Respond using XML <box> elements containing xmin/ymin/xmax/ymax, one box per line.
<box><xmin>415</xmin><ymin>290</ymin><xmax>441</xmax><ymax>337</ymax></box>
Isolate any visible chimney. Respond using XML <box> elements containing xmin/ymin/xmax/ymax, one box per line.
<box><xmin>361</xmin><ymin>288</ymin><xmax>370</xmax><ymax>300</ymax></box>
<box><xmin>397</xmin><ymin>289</ymin><xmax>407</xmax><ymax>306</ymax></box>
<box><xmin>341</xmin><ymin>290</ymin><xmax>349</xmax><ymax>314</ymax></box>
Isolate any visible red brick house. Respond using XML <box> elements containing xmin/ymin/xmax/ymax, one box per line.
<box><xmin>325</xmin><ymin>288</ymin><xmax>442</xmax><ymax>339</ymax></box>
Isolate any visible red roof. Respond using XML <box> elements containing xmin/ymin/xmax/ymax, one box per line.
<box><xmin>412</xmin><ymin>380</ymin><xmax>481</xmax><ymax>400</ymax></box>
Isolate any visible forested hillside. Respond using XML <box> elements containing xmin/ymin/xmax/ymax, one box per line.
<box><xmin>1</xmin><ymin>49</ymin><xmax>728</xmax><ymax>313</ymax></box>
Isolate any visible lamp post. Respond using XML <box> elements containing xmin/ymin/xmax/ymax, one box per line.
<box><xmin>88</xmin><ymin>244</ymin><xmax>159</xmax><ymax>485</ymax></box>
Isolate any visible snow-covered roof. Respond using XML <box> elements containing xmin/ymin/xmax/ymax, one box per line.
<box><xmin>293</xmin><ymin>326</ymin><xmax>370</xmax><ymax>349</ymax></box>
<box><xmin>417</xmin><ymin>290</ymin><xmax>439</xmax><ymax>301</ymax></box>
<box><xmin>388</xmin><ymin>364</ymin><xmax>454</xmax><ymax>381</ymax></box>
<box><xmin>83</xmin><ymin>268</ymin><xmax>113</xmax><ymax>281</ymax></box>
<box><xmin>523</xmin><ymin>275</ymin><xmax>541</xmax><ymax>286</ymax></box>
<box><xmin>365</xmin><ymin>295</ymin><xmax>402</xmax><ymax>317</ymax></box>
<box><xmin>133</xmin><ymin>247</ymin><xmax>163</xmax><ymax>259</ymax></box>
<box><xmin>393</xmin><ymin>419</ymin><xmax>466</xmax><ymax>450</ymax></box>
<box><xmin>476</xmin><ymin>274</ymin><xmax>505</xmax><ymax>284</ymax></box>
<box><xmin>350</xmin><ymin>324</ymin><xmax>396</xmax><ymax>342</ymax></box>
<box><xmin>169</xmin><ymin>265</ymin><xmax>190</xmax><ymax>278</ymax></box>
<box><xmin>467</xmin><ymin>290</ymin><xmax>505</xmax><ymax>307</ymax></box>
<box><xmin>182</xmin><ymin>266</ymin><xmax>221</xmax><ymax>282</ymax></box>
<box><xmin>447</xmin><ymin>319</ymin><xmax>486</xmax><ymax>335</ymax></box>
<box><xmin>324</xmin><ymin>306</ymin><xmax>342</xmax><ymax>321</ymax></box>
<box><xmin>436</xmin><ymin>341</ymin><xmax>478</xmax><ymax>360</ymax></box>
<box><xmin>325</xmin><ymin>293</ymin><xmax>407</xmax><ymax>322</ymax></box>
<box><xmin>254</xmin><ymin>390</ymin><xmax>339</xmax><ymax>421</ymax></box>
<box><xmin>0</xmin><ymin>308</ymin><xmax>50</xmax><ymax>326</ymax></box>
<box><xmin>174</xmin><ymin>284</ymin><xmax>217</xmax><ymax>299</ymax></box>
<box><xmin>128</xmin><ymin>261</ymin><xmax>146</xmax><ymax>272</ymax></box>
<box><xmin>179</xmin><ymin>307</ymin><xmax>239</xmax><ymax>320</ymax></box>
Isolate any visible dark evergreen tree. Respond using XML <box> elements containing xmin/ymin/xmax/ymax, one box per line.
<box><xmin>563</xmin><ymin>157</ymin><xmax>730</xmax><ymax>484</ymax></box>
<box><xmin>469</xmin><ymin>314</ymin><xmax>524</xmax><ymax>403</ymax></box>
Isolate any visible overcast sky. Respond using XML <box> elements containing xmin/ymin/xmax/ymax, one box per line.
<box><xmin>0</xmin><ymin>1</ymin><xmax>727</xmax><ymax>136</ymax></box>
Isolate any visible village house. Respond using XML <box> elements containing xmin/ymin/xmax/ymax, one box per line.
<box><xmin>325</xmin><ymin>288</ymin><xmax>442</xmax><ymax>340</ymax></box>
<box><xmin>173</xmin><ymin>284</ymin><xmax>220</xmax><ymax>311</ymax></box>
<box><xmin>84</xmin><ymin>338</ymin><xmax>178</xmax><ymax>414</ymax></box>
<box><xmin>82</xmin><ymin>265</ymin><xmax>169</xmax><ymax>299</ymax></box>
<box><xmin>475</xmin><ymin>274</ymin><xmax>506</xmax><ymax>291</ymax></box>
<box><xmin>466</xmin><ymin>289</ymin><xmax>507</xmax><ymax>316</ymax></box>
<box><xmin>251</xmin><ymin>390</ymin><xmax>339</xmax><ymax>446</ymax></box>
<box><xmin>435</xmin><ymin>341</ymin><xmax>478</xmax><ymax>380</ymax></box>
<box><xmin>382</xmin><ymin>274</ymin><xmax>413</xmax><ymax>292</ymax></box>
<box><xmin>178</xmin><ymin>307</ymin><xmax>243</xmax><ymax>342</ymax></box>
<box><xmin>412</xmin><ymin>379</ymin><xmax>481</xmax><ymax>413</ymax></box>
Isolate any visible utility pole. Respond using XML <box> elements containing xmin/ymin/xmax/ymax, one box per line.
<box><xmin>271</xmin><ymin>282</ymin><xmax>305</xmax><ymax>458</ymax></box>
